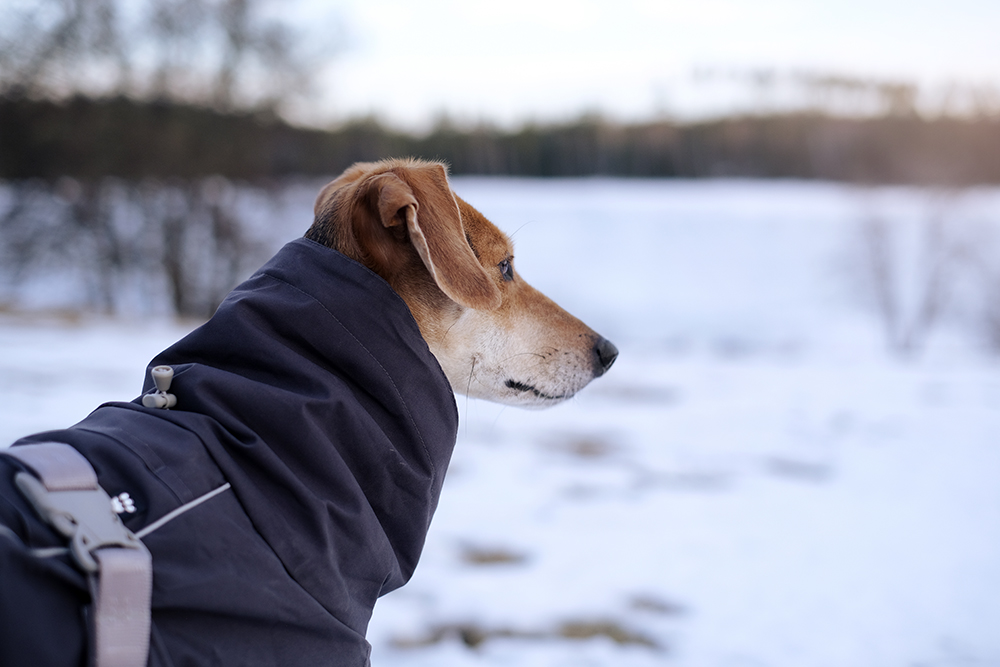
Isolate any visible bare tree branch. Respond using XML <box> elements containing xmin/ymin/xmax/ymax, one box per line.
<box><xmin>0</xmin><ymin>0</ymin><xmax>333</xmax><ymax>116</ymax></box>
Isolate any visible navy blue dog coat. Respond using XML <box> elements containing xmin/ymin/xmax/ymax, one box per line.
<box><xmin>0</xmin><ymin>238</ymin><xmax>459</xmax><ymax>666</ymax></box>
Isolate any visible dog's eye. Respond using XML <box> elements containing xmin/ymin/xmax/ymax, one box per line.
<box><xmin>498</xmin><ymin>258</ymin><xmax>514</xmax><ymax>282</ymax></box>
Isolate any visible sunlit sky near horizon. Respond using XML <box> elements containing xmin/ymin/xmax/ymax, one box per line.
<box><xmin>288</xmin><ymin>0</ymin><xmax>1000</xmax><ymax>130</ymax></box>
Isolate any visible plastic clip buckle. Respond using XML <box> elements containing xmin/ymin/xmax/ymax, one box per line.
<box><xmin>14</xmin><ymin>472</ymin><xmax>146</xmax><ymax>573</ymax></box>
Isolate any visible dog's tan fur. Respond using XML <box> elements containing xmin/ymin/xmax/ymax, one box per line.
<box><xmin>306</xmin><ymin>158</ymin><xmax>615</xmax><ymax>407</ymax></box>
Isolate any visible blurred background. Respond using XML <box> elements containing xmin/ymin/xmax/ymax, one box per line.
<box><xmin>2</xmin><ymin>1</ymin><xmax>1000</xmax><ymax>666</ymax></box>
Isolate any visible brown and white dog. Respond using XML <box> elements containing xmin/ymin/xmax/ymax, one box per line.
<box><xmin>305</xmin><ymin>158</ymin><xmax>618</xmax><ymax>406</ymax></box>
<box><xmin>0</xmin><ymin>158</ymin><xmax>618</xmax><ymax>667</ymax></box>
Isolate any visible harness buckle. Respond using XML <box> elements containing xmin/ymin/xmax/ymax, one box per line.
<box><xmin>14</xmin><ymin>472</ymin><xmax>147</xmax><ymax>573</ymax></box>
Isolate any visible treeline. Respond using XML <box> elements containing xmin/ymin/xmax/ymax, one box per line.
<box><xmin>3</xmin><ymin>95</ymin><xmax>1000</xmax><ymax>185</ymax></box>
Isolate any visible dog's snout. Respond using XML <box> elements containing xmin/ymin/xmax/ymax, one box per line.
<box><xmin>593</xmin><ymin>337</ymin><xmax>619</xmax><ymax>377</ymax></box>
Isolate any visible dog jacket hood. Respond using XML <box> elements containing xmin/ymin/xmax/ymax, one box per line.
<box><xmin>2</xmin><ymin>238</ymin><xmax>460</xmax><ymax>666</ymax></box>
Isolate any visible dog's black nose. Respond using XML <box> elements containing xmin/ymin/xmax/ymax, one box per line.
<box><xmin>593</xmin><ymin>337</ymin><xmax>619</xmax><ymax>377</ymax></box>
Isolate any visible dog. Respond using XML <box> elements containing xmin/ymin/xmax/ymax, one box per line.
<box><xmin>0</xmin><ymin>158</ymin><xmax>616</xmax><ymax>667</ymax></box>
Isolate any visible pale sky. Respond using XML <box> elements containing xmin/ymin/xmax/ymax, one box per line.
<box><xmin>292</xmin><ymin>0</ymin><xmax>1000</xmax><ymax>129</ymax></box>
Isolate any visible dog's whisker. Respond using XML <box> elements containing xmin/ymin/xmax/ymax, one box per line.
<box><xmin>508</xmin><ymin>220</ymin><xmax>534</xmax><ymax>240</ymax></box>
<box><xmin>497</xmin><ymin>351</ymin><xmax>547</xmax><ymax>364</ymax></box>
<box><xmin>489</xmin><ymin>404</ymin><xmax>509</xmax><ymax>434</ymax></box>
<box><xmin>467</xmin><ymin>356</ymin><xmax>482</xmax><ymax>392</ymax></box>
<box><xmin>464</xmin><ymin>357</ymin><xmax>477</xmax><ymax>434</ymax></box>
<box><xmin>443</xmin><ymin>318</ymin><xmax>461</xmax><ymax>340</ymax></box>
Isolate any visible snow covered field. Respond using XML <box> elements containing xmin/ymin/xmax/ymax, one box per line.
<box><xmin>2</xmin><ymin>179</ymin><xmax>1000</xmax><ymax>666</ymax></box>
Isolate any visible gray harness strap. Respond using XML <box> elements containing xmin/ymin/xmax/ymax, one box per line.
<box><xmin>6</xmin><ymin>442</ymin><xmax>152</xmax><ymax>667</ymax></box>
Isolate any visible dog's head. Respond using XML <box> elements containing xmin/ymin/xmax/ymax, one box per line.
<box><xmin>306</xmin><ymin>158</ymin><xmax>617</xmax><ymax>407</ymax></box>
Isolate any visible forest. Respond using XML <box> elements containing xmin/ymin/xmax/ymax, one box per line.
<box><xmin>3</xmin><ymin>94</ymin><xmax>1000</xmax><ymax>184</ymax></box>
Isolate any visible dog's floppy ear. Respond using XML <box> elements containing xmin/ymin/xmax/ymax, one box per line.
<box><xmin>369</xmin><ymin>164</ymin><xmax>502</xmax><ymax>311</ymax></box>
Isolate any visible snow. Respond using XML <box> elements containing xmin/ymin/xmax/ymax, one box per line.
<box><xmin>2</xmin><ymin>178</ymin><xmax>1000</xmax><ymax>666</ymax></box>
